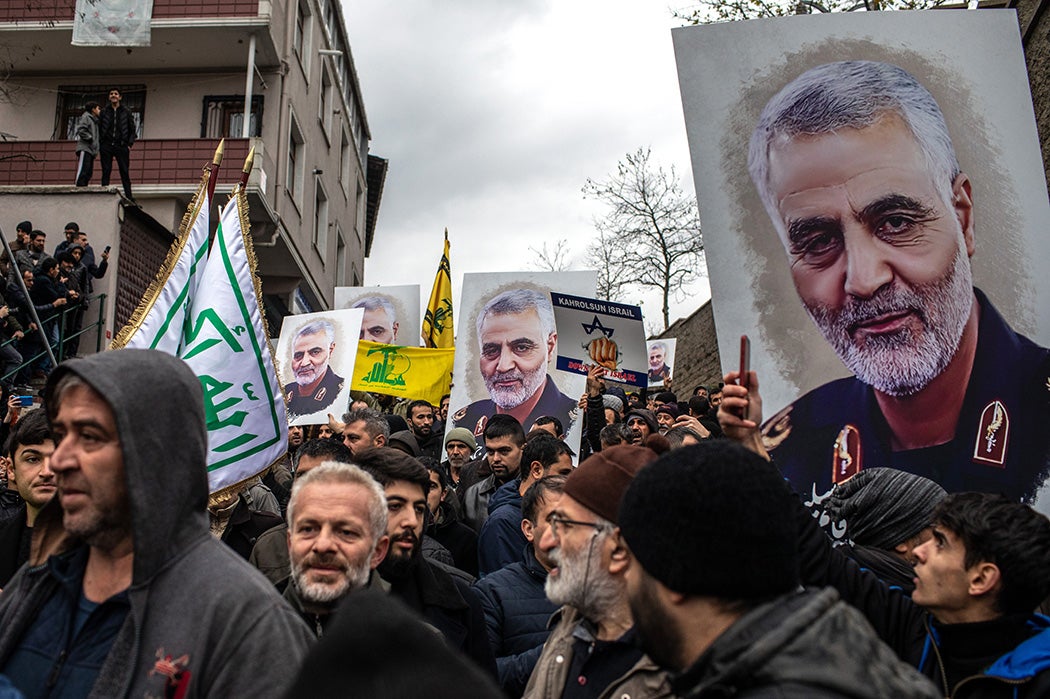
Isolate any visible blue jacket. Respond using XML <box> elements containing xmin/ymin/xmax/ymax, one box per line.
<box><xmin>477</xmin><ymin>478</ymin><xmax>527</xmax><ymax>576</ymax></box>
<box><xmin>473</xmin><ymin>546</ymin><xmax>556</xmax><ymax>696</ymax></box>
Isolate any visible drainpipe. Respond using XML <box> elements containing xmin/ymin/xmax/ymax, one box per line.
<box><xmin>242</xmin><ymin>34</ymin><xmax>257</xmax><ymax>138</ymax></box>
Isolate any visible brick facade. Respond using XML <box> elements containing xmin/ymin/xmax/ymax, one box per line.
<box><xmin>651</xmin><ymin>300</ymin><xmax>724</xmax><ymax>398</ymax></box>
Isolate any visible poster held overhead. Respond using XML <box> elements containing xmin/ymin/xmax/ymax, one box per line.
<box><xmin>551</xmin><ymin>292</ymin><xmax>648</xmax><ymax>388</ymax></box>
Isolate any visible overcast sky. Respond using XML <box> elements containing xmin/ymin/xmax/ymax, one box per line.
<box><xmin>344</xmin><ymin>1</ymin><xmax>711</xmax><ymax>335</ymax></box>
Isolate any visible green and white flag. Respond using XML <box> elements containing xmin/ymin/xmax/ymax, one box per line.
<box><xmin>181</xmin><ymin>184</ymin><xmax>287</xmax><ymax>494</ymax></box>
<box><xmin>111</xmin><ymin>169</ymin><xmax>211</xmax><ymax>352</ymax></box>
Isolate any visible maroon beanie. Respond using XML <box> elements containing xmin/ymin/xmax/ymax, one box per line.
<box><xmin>562</xmin><ymin>445</ymin><xmax>659</xmax><ymax>524</ymax></box>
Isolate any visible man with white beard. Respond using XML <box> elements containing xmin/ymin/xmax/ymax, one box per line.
<box><xmin>284</xmin><ymin>461</ymin><xmax>390</xmax><ymax>637</ymax></box>
<box><xmin>523</xmin><ymin>445</ymin><xmax>670</xmax><ymax>699</ymax></box>
<box><xmin>450</xmin><ymin>288</ymin><xmax>577</xmax><ymax>441</ymax></box>
<box><xmin>748</xmin><ymin>60</ymin><xmax>1050</xmax><ymax>502</ymax></box>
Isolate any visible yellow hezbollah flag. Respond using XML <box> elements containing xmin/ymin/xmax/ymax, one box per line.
<box><xmin>422</xmin><ymin>230</ymin><xmax>454</xmax><ymax>348</ymax></box>
<box><xmin>351</xmin><ymin>341</ymin><xmax>454</xmax><ymax>406</ymax></box>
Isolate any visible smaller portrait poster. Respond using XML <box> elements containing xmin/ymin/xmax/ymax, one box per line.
<box><xmin>276</xmin><ymin>308</ymin><xmax>363</xmax><ymax>426</ymax></box>
<box><xmin>447</xmin><ymin>271</ymin><xmax>597</xmax><ymax>455</ymax></box>
<box><xmin>551</xmin><ymin>293</ymin><xmax>648</xmax><ymax>388</ymax></box>
<box><xmin>334</xmin><ymin>285</ymin><xmax>422</xmax><ymax>346</ymax></box>
<box><xmin>645</xmin><ymin>338</ymin><xmax>677</xmax><ymax>388</ymax></box>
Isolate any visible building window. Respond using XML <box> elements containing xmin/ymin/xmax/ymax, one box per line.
<box><xmin>339</xmin><ymin>129</ymin><xmax>351</xmax><ymax>197</ymax></box>
<box><xmin>57</xmin><ymin>84</ymin><xmax>145</xmax><ymax>141</ymax></box>
<box><xmin>319</xmin><ymin>67</ymin><xmax>333</xmax><ymax>142</ymax></box>
<box><xmin>287</xmin><ymin>113</ymin><xmax>305</xmax><ymax>204</ymax></box>
<box><xmin>336</xmin><ymin>227</ymin><xmax>347</xmax><ymax>286</ymax></box>
<box><xmin>201</xmin><ymin>95</ymin><xmax>263</xmax><ymax>138</ymax></box>
<box><xmin>293</xmin><ymin>0</ymin><xmax>311</xmax><ymax>78</ymax></box>
<box><xmin>355</xmin><ymin>181</ymin><xmax>366</xmax><ymax>245</ymax></box>
<box><xmin>314</xmin><ymin>178</ymin><xmax>329</xmax><ymax>261</ymax></box>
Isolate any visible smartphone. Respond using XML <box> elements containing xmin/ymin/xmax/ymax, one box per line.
<box><xmin>17</xmin><ymin>395</ymin><xmax>33</xmax><ymax>407</ymax></box>
<box><xmin>737</xmin><ymin>335</ymin><xmax>751</xmax><ymax>419</ymax></box>
<box><xmin>739</xmin><ymin>335</ymin><xmax>750</xmax><ymax>390</ymax></box>
<box><xmin>104</xmin><ymin>245</ymin><xmax>112</xmax><ymax>254</ymax></box>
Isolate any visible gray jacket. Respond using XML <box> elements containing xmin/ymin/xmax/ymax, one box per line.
<box><xmin>74</xmin><ymin>110</ymin><xmax>99</xmax><ymax>156</ymax></box>
<box><xmin>0</xmin><ymin>350</ymin><xmax>313</xmax><ymax>698</ymax></box>
<box><xmin>672</xmin><ymin>587</ymin><xmax>940</xmax><ymax>699</ymax></box>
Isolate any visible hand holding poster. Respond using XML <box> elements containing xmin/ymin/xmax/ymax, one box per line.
<box><xmin>276</xmin><ymin>308</ymin><xmax>363</xmax><ymax>426</ymax></box>
<box><xmin>550</xmin><ymin>292</ymin><xmax>648</xmax><ymax>388</ymax></box>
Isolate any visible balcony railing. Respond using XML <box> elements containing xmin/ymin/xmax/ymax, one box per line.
<box><xmin>0</xmin><ymin>138</ymin><xmax>252</xmax><ymax>187</ymax></box>
<box><xmin>0</xmin><ymin>0</ymin><xmax>259</xmax><ymax>22</ymax></box>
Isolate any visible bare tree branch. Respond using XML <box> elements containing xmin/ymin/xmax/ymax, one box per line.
<box><xmin>583</xmin><ymin>147</ymin><xmax>704</xmax><ymax>330</ymax></box>
<box><xmin>528</xmin><ymin>238</ymin><xmax>572</xmax><ymax>272</ymax></box>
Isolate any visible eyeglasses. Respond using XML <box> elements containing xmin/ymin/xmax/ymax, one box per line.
<box><xmin>545</xmin><ymin>513</ymin><xmax>606</xmax><ymax>538</ymax></box>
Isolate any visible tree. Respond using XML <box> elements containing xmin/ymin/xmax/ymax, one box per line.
<box><xmin>528</xmin><ymin>238</ymin><xmax>572</xmax><ymax>272</ymax></box>
<box><xmin>675</xmin><ymin>0</ymin><xmax>949</xmax><ymax>25</ymax></box>
<box><xmin>583</xmin><ymin>147</ymin><xmax>704</xmax><ymax>330</ymax></box>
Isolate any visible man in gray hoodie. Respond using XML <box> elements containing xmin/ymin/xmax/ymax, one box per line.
<box><xmin>0</xmin><ymin>349</ymin><xmax>312</xmax><ymax>698</ymax></box>
<box><xmin>74</xmin><ymin>102</ymin><xmax>100</xmax><ymax>187</ymax></box>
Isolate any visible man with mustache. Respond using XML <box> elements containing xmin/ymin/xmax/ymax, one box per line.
<box><xmin>353</xmin><ymin>447</ymin><xmax>496</xmax><ymax>676</ymax></box>
<box><xmin>0</xmin><ymin>411</ymin><xmax>56</xmax><ymax>588</ymax></box>
<box><xmin>285</xmin><ymin>319</ymin><xmax>344</xmax><ymax>419</ymax></box>
<box><xmin>451</xmin><ymin>288</ymin><xmax>577</xmax><ymax>441</ymax></box>
<box><xmin>747</xmin><ymin>60</ymin><xmax>1050</xmax><ymax>501</ymax></box>
<box><xmin>524</xmin><ymin>445</ymin><xmax>670</xmax><ymax>699</ymax></box>
<box><xmin>284</xmin><ymin>461</ymin><xmax>389</xmax><ymax>637</ymax></box>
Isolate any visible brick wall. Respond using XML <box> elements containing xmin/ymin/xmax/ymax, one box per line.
<box><xmin>652</xmin><ymin>300</ymin><xmax>723</xmax><ymax>397</ymax></box>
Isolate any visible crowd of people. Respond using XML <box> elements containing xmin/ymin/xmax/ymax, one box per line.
<box><xmin>0</xmin><ymin>221</ymin><xmax>109</xmax><ymax>393</ymax></box>
<box><xmin>0</xmin><ymin>347</ymin><xmax>1047</xmax><ymax>698</ymax></box>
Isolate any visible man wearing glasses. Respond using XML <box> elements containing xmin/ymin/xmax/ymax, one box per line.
<box><xmin>523</xmin><ymin>445</ymin><xmax>670</xmax><ymax>699</ymax></box>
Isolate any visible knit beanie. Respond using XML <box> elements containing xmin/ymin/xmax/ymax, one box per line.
<box><xmin>601</xmin><ymin>393</ymin><xmax>624</xmax><ymax>414</ymax></box>
<box><xmin>655</xmin><ymin>404</ymin><xmax>678</xmax><ymax>420</ymax></box>
<box><xmin>562</xmin><ymin>445</ymin><xmax>659</xmax><ymax>524</ymax></box>
<box><xmin>620</xmin><ymin>442</ymin><xmax>799</xmax><ymax>598</ymax></box>
<box><xmin>443</xmin><ymin>427</ymin><xmax>477</xmax><ymax>452</ymax></box>
<box><xmin>624</xmin><ymin>409</ymin><xmax>658</xmax><ymax>436</ymax></box>
<box><xmin>824</xmin><ymin>468</ymin><xmax>947</xmax><ymax>550</ymax></box>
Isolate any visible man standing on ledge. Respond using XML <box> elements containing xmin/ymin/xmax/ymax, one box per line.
<box><xmin>285</xmin><ymin>319</ymin><xmax>345</xmax><ymax>418</ymax></box>
<box><xmin>451</xmin><ymin>288</ymin><xmax>577</xmax><ymax>440</ymax></box>
<box><xmin>98</xmin><ymin>88</ymin><xmax>136</xmax><ymax>202</ymax></box>
<box><xmin>747</xmin><ymin>60</ymin><xmax>1050</xmax><ymax>502</ymax></box>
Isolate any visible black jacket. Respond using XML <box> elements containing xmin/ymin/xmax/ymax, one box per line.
<box><xmin>0</xmin><ymin>507</ymin><xmax>29</xmax><ymax>587</ymax></box>
<box><xmin>671</xmin><ymin>587</ymin><xmax>939</xmax><ymax>698</ymax></box>
<box><xmin>384</xmin><ymin>556</ymin><xmax>497</xmax><ymax>678</ymax></box>
<box><xmin>98</xmin><ymin>104</ymin><xmax>136</xmax><ymax>148</ymax></box>
<box><xmin>472</xmin><ymin>546</ymin><xmax>557</xmax><ymax>696</ymax></box>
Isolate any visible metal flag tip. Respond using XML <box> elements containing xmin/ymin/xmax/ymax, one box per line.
<box><xmin>242</xmin><ymin>146</ymin><xmax>256</xmax><ymax>174</ymax></box>
<box><xmin>212</xmin><ymin>138</ymin><xmax>225</xmax><ymax>166</ymax></box>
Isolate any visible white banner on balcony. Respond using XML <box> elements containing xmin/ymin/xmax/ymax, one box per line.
<box><xmin>72</xmin><ymin>0</ymin><xmax>154</xmax><ymax>47</ymax></box>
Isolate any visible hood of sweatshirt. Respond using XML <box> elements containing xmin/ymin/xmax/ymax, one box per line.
<box><xmin>36</xmin><ymin>349</ymin><xmax>210</xmax><ymax>584</ymax></box>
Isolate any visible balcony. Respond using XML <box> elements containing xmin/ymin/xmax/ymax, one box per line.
<box><xmin>0</xmin><ymin>0</ymin><xmax>259</xmax><ymax>23</ymax></box>
<box><xmin>0</xmin><ymin>138</ymin><xmax>253</xmax><ymax>187</ymax></box>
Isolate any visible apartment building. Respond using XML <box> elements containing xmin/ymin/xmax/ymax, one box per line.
<box><xmin>0</xmin><ymin>0</ymin><xmax>385</xmax><ymax>346</ymax></box>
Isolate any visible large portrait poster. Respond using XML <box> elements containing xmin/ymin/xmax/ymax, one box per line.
<box><xmin>674</xmin><ymin>10</ymin><xmax>1050</xmax><ymax>511</ymax></box>
<box><xmin>334</xmin><ymin>285</ymin><xmax>422</xmax><ymax>346</ymax></box>
<box><xmin>447</xmin><ymin>271</ymin><xmax>597</xmax><ymax>456</ymax></box>
<box><xmin>276</xmin><ymin>308</ymin><xmax>363</xmax><ymax>426</ymax></box>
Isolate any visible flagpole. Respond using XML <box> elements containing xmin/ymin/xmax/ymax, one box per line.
<box><xmin>240</xmin><ymin>146</ymin><xmax>255</xmax><ymax>189</ymax></box>
<box><xmin>207</xmin><ymin>138</ymin><xmax>225</xmax><ymax>203</ymax></box>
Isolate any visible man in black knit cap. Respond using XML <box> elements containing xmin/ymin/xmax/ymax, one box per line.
<box><xmin>618</xmin><ymin>442</ymin><xmax>939</xmax><ymax>698</ymax></box>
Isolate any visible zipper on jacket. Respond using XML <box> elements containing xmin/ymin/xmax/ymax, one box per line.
<box><xmin>951</xmin><ymin>673</ymin><xmax>1028</xmax><ymax>697</ymax></box>
<box><xmin>924</xmin><ymin>617</ymin><xmax>950</xmax><ymax>696</ymax></box>
<box><xmin>46</xmin><ymin>649</ymin><xmax>68</xmax><ymax>688</ymax></box>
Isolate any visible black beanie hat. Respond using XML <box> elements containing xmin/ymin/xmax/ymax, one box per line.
<box><xmin>620</xmin><ymin>441</ymin><xmax>800</xmax><ymax>599</ymax></box>
<box><xmin>824</xmin><ymin>467</ymin><xmax>946</xmax><ymax>550</ymax></box>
